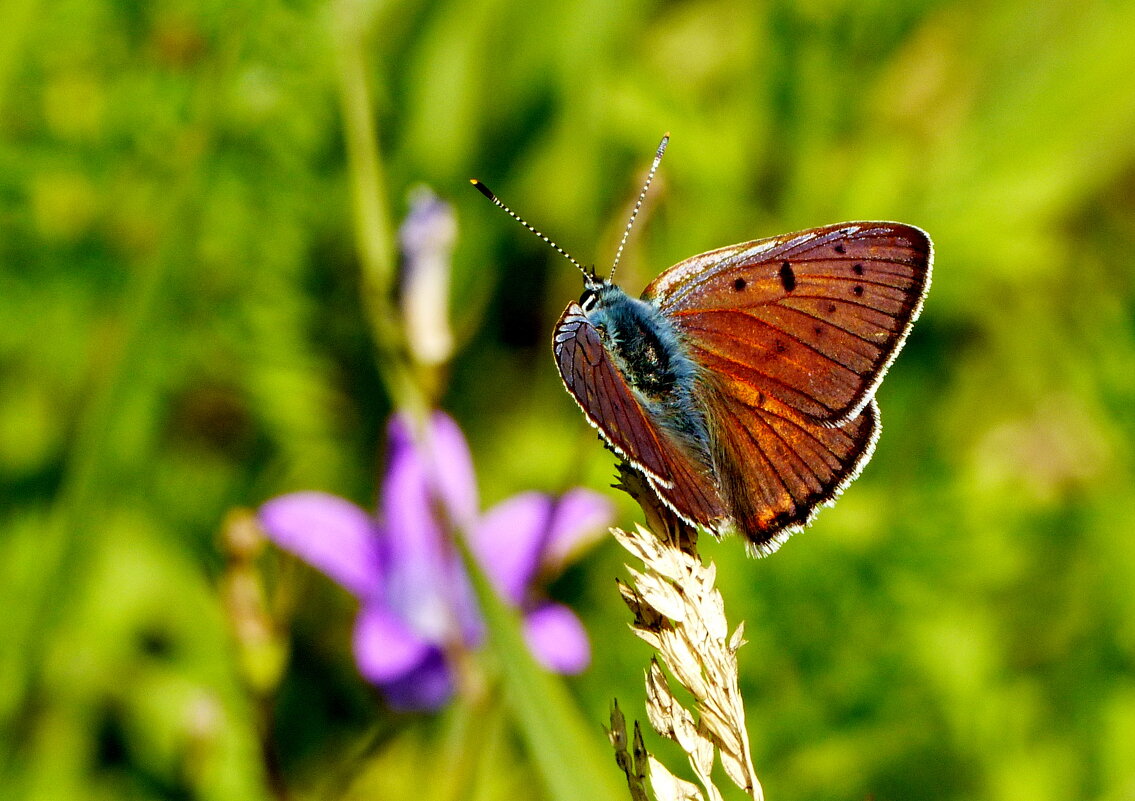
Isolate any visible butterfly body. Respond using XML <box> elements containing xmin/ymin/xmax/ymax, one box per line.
<box><xmin>579</xmin><ymin>282</ymin><xmax>710</xmax><ymax>457</ymax></box>
<box><xmin>555</xmin><ymin>222</ymin><xmax>932</xmax><ymax>555</ymax></box>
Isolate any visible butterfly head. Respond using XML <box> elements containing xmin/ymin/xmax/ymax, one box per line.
<box><xmin>581</xmin><ymin>275</ymin><xmax>636</xmax><ymax>314</ymax></box>
<box><xmin>579</xmin><ymin>268</ymin><xmax>607</xmax><ymax>311</ymax></box>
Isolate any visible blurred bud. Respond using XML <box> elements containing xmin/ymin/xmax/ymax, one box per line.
<box><xmin>218</xmin><ymin>509</ymin><xmax>288</xmax><ymax>696</ymax></box>
<box><xmin>219</xmin><ymin>507</ymin><xmax>265</xmax><ymax>561</ymax></box>
<box><xmin>399</xmin><ymin>186</ymin><xmax>457</xmax><ymax>367</ymax></box>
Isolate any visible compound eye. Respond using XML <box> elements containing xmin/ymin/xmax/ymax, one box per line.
<box><xmin>579</xmin><ymin>288</ymin><xmax>597</xmax><ymax>311</ymax></box>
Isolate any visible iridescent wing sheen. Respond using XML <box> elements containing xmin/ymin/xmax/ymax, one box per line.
<box><xmin>553</xmin><ymin>303</ymin><xmax>727</xmax><ymax>529</ymax></box>
<box><xmin>644</xmin><ymin>222</ymin><xmax>932</xmax><ymax>425</ymax></box>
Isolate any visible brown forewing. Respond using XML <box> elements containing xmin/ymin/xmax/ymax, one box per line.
<box><xmin>645</xmin><ymin>222</ymin><xmax>932</xmax><ymax>425</ymax></box>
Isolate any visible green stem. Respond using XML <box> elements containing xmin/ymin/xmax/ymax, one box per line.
<box><xmin>453</xmin><ymin>535</ymin><xmax>626</xmax><ymax>801</ymax></box>
<box><xmin>330</xmin><ymin>0</ymin><xmax>423</xmax><ymax>417</ymax></box>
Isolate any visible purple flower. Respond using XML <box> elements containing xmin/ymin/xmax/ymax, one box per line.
<box><xmin>258</xmin><ymin>411</ymin><xmax>613</xmax><ymax>711</ymax></box>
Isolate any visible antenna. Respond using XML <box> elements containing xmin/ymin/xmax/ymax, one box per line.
<box><xmin>469</xmin><ymin>179</ymin><xmax>595</xmax><ymax>284</ymax></box>
<box><xmin>609</xmin><ymin>132</ymin><xmax>669</xmax><ymax>283</ymax></box>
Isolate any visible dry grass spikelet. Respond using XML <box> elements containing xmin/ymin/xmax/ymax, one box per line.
<box><xmin>608</xmin><ymin>465</ymin><xmax>764</xmax><ymax>801</ymax></box>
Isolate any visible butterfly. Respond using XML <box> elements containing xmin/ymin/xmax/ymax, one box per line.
<box><xmin>473</xmin><ymin>134</ymin><xmax>932</xmax><ymax>555</ymax></box>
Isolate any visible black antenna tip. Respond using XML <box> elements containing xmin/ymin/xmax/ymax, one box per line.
<box><xmin>470</xmin><ymin>179</ymin><xmax>495</xmax><ymax>200</ymax></box>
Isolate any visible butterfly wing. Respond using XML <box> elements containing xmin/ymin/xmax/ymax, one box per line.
<box><xmin>703</xmin><ymin>384</ymin><xmax>880</xmax><ymax>553</ymax></box>
<box><xmin>553</xmin><ymin>302</ymin><xmax>727</xmax><ymax>528</ymax></box>
<box><xmin>645</xmin><ymin>222</ymin><xmax>932</xmax><ymax>424</ymax></box>
<box><xmin>644</xmin><ymin>222</ymin><xmax>929</xmax><ymax>550</ymax></box>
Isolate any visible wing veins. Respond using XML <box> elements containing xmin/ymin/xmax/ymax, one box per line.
<box><xmin>692</xmin><ymin>303</ymin><xmax>894</xmax><ymax>346</ymax></box>
<box><xmin>739</xmin><ymin>411</ymin><xmax>819</xmax><ymax>498</ymax></box>
<box><xmin>776</xmin><ymin>303</ymin><xmax>900</xmax><ymax>342</ymax></box>
<box><xmin>670</xmin><ymin>267</ymin><xmax>915</xmax><ymax>303</ymax></box>
<box><xmin>734</xmin><ymin>393</ymin><xmax>855</xmax><ymax>467</ymax></box>
<box><xmin>682</xmin><ymin>311</ymin><xmax>876</xmax><ymax>372</ymax></box>
<box><xmin>723</xmin><ymin>410</ymin><xmax>790</xmax><ymax>510</ymax></box>
<box><xmin>568</xmin><ymin>315</ymin><xmax>683</xmax><ymax>486</ymax></box>
<box><xmin>688</xmin><ymin>342</ymin><xmax>848</xmax><ymax>416</ymax></box>
<box><xmin>595</xmin><ymin>361</ymin><xmax>634</xmax><ymax>452</ymax></box>
<box><xmin>783</xmin><ymin>254</ymin><xmax>923</xmax><ymax>270</ymax></box>
<box><xmin>671</xmin><ymin>290</ymin><xmax>912</xmax><ymax>321</ymax></box>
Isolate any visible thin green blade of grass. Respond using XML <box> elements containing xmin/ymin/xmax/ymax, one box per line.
<box><xmin>460</xmin><ymin>542</ymin><xmax>624</xmax><ymax>801</ymax></box>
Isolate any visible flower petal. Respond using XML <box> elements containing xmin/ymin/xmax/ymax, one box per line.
<box><xmin>381</xmin><ymin>413</ymin><xmax>480</xmax><ymax>644</ymax></box>
<box><xmin>421</xmin><ymin>411</ymin><xmax>478</xmax><ymax>526</ymax></box>
<box><xmin>258</xmin><ymin>492</ymin><xmax>382</xmax><ymax>598</ymax></box>
<box><xmin>380</xmin><ymin>648</ymin><xmax>454</xmax><ymax>711</ymax></box>
<box><xmin>524</xmin><ymin>603</ymin><xmax>590</xmax><ymax>674</ymax></box>
<box><xmin>543</xmin><ymin>489</ymin><xmax>614</xmax><ymax>572</ymax></box>
<box><xmin>469</xmin><ymin>492</ymin><xmax>553</xmax><ymax>604</ymax></box>
<box><xmin>353</xmin><ymin>602</ymin><xmax>431</xmax><ymax>682</ymax></box>
<box><xmin>384</xmin><ymin>412</ymin><xmax>477</xmax><ymax>523</ymax></box>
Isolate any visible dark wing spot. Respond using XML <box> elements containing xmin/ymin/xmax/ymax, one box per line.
<box><xmin>771</xmin><ymin>510</ymin><xmax>798</xmax><ymax>530</ymax></box>
<box><xmin>834</xmin><ymin>243</ymin><xmax>846</xmax><ymax>254</ymax></box>
<box><xmin>813</xmin><ymin>325</ymin><xmax>823</xmax><ymax>336</ymax></box>
<box><xmin>733</xmin><ymin>277</ymin><xmax>747</xmax><ymax>291</ymax></box>
<box><xmin>852</xmin><ymin>285</ymin><xmax>864</xmax><ymax>296</ymax></box>
<box><xmin>852</xmin><ymin>263</ymin><xmax>864</xmax><ymax>275</ymax></box>
<box><xmin>774</xmin><ymin>340</ymin><xmax>787</xmax><ymax>353</ymax></box>
<box><xmin>779</xmin><ymin>261</ymin><xmax>796</xmax><ymax>292</ymax></box>
<box><xmin>826</xmin><ymin>302</ymin><xmax>837</xmax><ymax>313</ymax></box>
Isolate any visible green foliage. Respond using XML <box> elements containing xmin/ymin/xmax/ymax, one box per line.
<box><xmin>2</xmin><ymin>0</ymin><xmax>1135</xmax><ymax>798</ymax></box>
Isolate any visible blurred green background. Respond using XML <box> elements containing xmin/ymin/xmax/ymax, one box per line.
<box><xmin>3</xmin><ymin>0</ymin><xmax>1135</xmax><ymax>799</ymax></box>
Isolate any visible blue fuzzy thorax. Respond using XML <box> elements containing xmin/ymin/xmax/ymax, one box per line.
<box><xmin>582</xmin><ymin>282</ymin><xmax>710</xmax><ymax>458</ymax></box>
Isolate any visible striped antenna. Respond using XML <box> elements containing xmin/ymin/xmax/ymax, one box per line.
<box><xmin>609</xmin><ymin>132</ymin><xmax>669</xmax><ymax>284</ymax></box>
<box><xmin>470</xmin><ymin>179</ymin><xmax>595</xmax><ymax>284</ymax></box>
